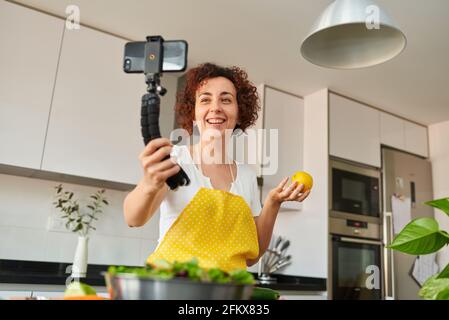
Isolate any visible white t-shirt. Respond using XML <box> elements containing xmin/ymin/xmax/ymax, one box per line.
<box><xmin>157</xmin><ymin>144</ymin><xmax>262</xmax><ymax>244</ymax></box>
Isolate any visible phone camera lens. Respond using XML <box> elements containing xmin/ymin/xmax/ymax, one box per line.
<box><xmin>124</xmin><ymin>59</ymin><xmax>131</xmax><ymax>71</ymax></box>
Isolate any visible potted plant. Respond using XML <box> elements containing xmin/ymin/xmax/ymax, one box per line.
<box><xmin>388</xmin><ymin>197</ymin><xmax>449</xmax><ymax>300</ymax></box>
<box><xmin>53</xmin><ymin>184</ymin><xmax>109</xmax><ymax>278</ymax></box>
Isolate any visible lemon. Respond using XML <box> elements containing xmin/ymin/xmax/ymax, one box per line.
<box><xmin>291</xmin><ymin>171</ymin><xmax>313</xmax><ymax>192</ymax></box>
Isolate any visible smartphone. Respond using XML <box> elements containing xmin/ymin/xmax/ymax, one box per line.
<box><xmin>123</xmin><ymin>40</ymin><xmax>188</xmax><ymax>73</ymax></box>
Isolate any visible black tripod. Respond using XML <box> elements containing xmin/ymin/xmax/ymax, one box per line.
<box><xmin>140</xmin><ymin>73</ymin><xmax>190</xmax><ymax>190</ymax></box>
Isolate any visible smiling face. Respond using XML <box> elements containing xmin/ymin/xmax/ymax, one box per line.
<box><xmin>194</xmin><ymin>76</ymin><xmax>239</xmax><ymax>138</ymax></box>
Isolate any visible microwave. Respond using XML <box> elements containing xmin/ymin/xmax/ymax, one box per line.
<box><xmin>330</xmin><ymin>158</ymin><xmax>381</xmax><ymax>223</ymax></box>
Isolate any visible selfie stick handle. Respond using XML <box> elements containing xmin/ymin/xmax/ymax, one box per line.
<box><xmin>141</xmin><ymin>84</ymin><xmax>190</xmax><ymax>190</ymax></box>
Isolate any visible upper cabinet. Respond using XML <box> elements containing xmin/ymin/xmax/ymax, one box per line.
<box><xmin>380</xmin><ymin>113</ymin><xmax>405</xmax><ymax>150</ymax></box>
<box><xmin>330</xmin><ymin>93</ymin><xmax>428</xmax><ymax>166</ymax></box>
<box><xmin>0</xmin><ymin>2</ymin><xmax>64</xmax><ymax>169</ymax></box>
<box><xmin>404</xmin><ymin>121</ymin><xmax>428</xmax><ymax>157</ymax></box>
<box><xmin>380</xmin><ymin>113</ymin><xmax>428</xmax><ymax>157</ymax></box>
<box><xmin>41</xmin><ymin>25</ymin><xmax>144</xmax><ymax>184</ymax></box>
<box><xmin>329</xmin><ymin>94</ymin><xmax>381</xmax><ymax>167</ymax></box>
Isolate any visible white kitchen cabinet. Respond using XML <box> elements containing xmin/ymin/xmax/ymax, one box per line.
<box><xmin>41</xmin><ymin>25</ymin><xmax>145</xmax><ymax>184</ymax></box>
<box><xmin>380</xmin><ymin>113</ymin><xmax>406</xmax><ymax>150</ymax></box>
<box><xmin>231</xmin><ymin>84</ymin><xmax>265</xmax><ymax>178</ymax></box>
<box><xmin>260</xmin><ymin>86</ymin><xmax>304</xmax><ymax>210</ymax></box>
<box><xmin>380</xmin><ymin>112</ymin><xmax>428</xmax><ymax>157</ymax></box>
<box><xmin>404</xmin><ymin>121</ymin><xmax>428</xmax><ymax>157</ymax></box>
<box><xmin>0</xmin><ymin>2</ymin><xmax>64</xmax><ymax>170</ymax></box>
<box><xmin>329</xmin><ymin>93</ymin><xmax>381</xmax><ymax>167</ymax></box>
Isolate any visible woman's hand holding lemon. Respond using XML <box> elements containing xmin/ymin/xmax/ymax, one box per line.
<box><xmin>266</xmin><ymin>171</ymin><xmax>312</xmax><ymax>207</ymax></box>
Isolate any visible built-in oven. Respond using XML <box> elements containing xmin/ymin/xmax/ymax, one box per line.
<box><xmin>329</xmin><ymin>218</ymin><xmax>383</xmax><ymax>300</ymax></box>
<box><xmin>330</xmin><ymin>158</ymin><xmax>381</xmax><ymax>224</ymax></box>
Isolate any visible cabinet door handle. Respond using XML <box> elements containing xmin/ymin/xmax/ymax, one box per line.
<box><xmin>383</xmin><ymin>212</ymin><xmax>396</xmax><ymax>300</ymax></box>
<box><xmin>339</xmin><ymin>237</ymin><xmax>382</xmax><ymax>245</ymax></box>
<box><xmin>410</xmin><ymin>181</ymin><xmax>416</xmax><ymax>208</ymax></box>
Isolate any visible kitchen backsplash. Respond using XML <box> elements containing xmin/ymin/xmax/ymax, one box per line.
<box><xmin>0</xmin><ymin>173</ymin><xmax>159</xmax><ymax>267</ymax></box>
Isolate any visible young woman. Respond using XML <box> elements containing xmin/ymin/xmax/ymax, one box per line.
<box><xmin>123</xmin><ymin>63</ymin><xmax>310</xmax><ymax>272</ymax></box>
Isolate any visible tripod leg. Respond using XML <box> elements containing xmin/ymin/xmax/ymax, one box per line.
<box><xmin>141</xmin><ymin>93</ymin><xmax>190</xmax><ymax>190</ymax></box>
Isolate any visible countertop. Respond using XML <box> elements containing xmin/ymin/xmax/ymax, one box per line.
<box><xmin>0</xmin><ymin>259</ymin><xmax>326</xmax><ymax>292</ymax></box>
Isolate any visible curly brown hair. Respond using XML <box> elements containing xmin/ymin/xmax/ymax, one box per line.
<box><xmin>175</xmin><ymin>63</ymin><xmax>260</xmax><ymax>135</ymax></box>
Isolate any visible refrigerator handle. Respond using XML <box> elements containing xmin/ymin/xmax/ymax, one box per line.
<box><xmin>410</xmin><ymin>181</ymin><xmax>416</xmax><ymax>208</ymax></box>
<box><xmin>383</xmin><ymin>212</ymin><xmax>396</xmax><ymax>300</ymax></box>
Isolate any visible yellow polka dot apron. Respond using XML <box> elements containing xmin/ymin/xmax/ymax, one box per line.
<box><xmin>147</xmin><ymin>187</ymin><xmax>259</xmax><ymax>272</ymax></box>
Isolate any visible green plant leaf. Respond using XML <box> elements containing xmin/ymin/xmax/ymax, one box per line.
<box><xmin>437</xmin><ymin>263</ymin><xmax>449</xmax><ymax>279</ymax></box>
<box><xmin>388</xmin><ymin>218</ymin><xmax>449</xmax><ymax>254</ymax></box>
<box><xmin>435</xmin><ymin>287</ymin><xmax>449</xmax><ymax>300</ymax></box>
<box><xmin>425</xmin><ymin>197</ymin><xmax>449</xmax><ymax>218</ymax></box>
<box><xmin>419</xmin><ymin>275</ymin><xmax>449</xmax><ymax>300</ymax></box>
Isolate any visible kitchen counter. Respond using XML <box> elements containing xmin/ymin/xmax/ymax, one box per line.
<box><xmin>0</xmin><ymin>259</ymin><xmax>326</xmax><ymax>293</ymax></box>
<box><xmin>0</xmin><ymin>259</ymin><xmax>106</xmax><ymax>287</ymax></box>
<box><xmin>255</xmin><ymin>274</ymin><xmax>326</xmax><ymax>291</ymax></box>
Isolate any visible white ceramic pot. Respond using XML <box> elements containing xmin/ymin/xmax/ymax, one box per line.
<box><xmin>71</xmin><ymin>236</ymin><xmax>89</xmax><ymax>278</ymax></box>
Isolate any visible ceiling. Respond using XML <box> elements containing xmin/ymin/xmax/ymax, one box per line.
<box><xmin>11</xmin><ymin>0</ymin><xmax>449</xmax><ymax>125</ymax></box>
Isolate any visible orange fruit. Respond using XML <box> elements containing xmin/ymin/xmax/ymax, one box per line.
<box><xmin>291</xmin><ymin>171</ymin><xmax>313</xmax><ymax>192</ymax></box>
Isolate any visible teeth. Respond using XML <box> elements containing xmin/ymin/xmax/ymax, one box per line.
<box><xmin>207</xmin><ymin>119</ymin><xmax>225</xmax><ymax>124</ymax></box>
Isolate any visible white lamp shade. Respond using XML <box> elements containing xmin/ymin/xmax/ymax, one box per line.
<box><xmin>301</xmin><ymin>0</ymin><xmax>407</xmax><ymax>69</ymax></box>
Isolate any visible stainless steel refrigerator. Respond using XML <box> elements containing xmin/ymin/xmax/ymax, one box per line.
<box><xmin>382</xmin><ymin>147</ymin><xmax>434</xmax><ymax>300</ymax></box>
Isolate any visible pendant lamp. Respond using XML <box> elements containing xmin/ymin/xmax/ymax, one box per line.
<box><xmin>300</xmin><ymin>0</ymin><xmax>407</xmax><ymax>69</ymax></box>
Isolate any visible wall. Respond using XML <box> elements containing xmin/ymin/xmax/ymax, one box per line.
<box><xmin>255</xmin><ymin>89</ymin><xmax>328</xmax><ymax>278</ymax></box>
<box><xmin>428</xmin><ymin>119</ymin><xmax>449</xmax><ymax>268</ymax></box>
<box><xmin>301</xmin><ymin>88</ymin><xmax>329</xmax><ymax>279</ymax></box>
<box><xmin>0</xmin><ymin>173</ymin><xmax>158</xmax><ymax>266</ymax></box>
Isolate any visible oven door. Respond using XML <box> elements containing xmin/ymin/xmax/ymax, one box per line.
<box><xmin>331</xmin><ymin>235</ymin><xmax>382</xmax><ymax>300</ymax></box>
<box><xmin>332</xmin><ymin>167</ymin><xmax>380</xmax><ymax>218</ymax></box>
